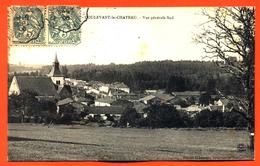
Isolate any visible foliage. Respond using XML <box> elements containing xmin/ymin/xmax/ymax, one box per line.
<box><xmin>143</xmin><ymin>104</ymin><xmax>191</xmax><ymax>128</ymax></box>
<box><xmin>195</xmin><ymin>7</ymin><xmax>255</xmax><ymax>148</ymax></box>
<box><xmin>199</xmin><ymin>92</ymin><xmax>213</xmax><ymax>106</ymax></box>
<box><xmin>8</xmin><ymin>89</ymin><xmax>58</xmax><ymax>123</ymax></box>
<box><xmin>119</xmin><ymin>107</ymin><xmax>140</xmax><ymax>127</ymax></box>
<box><xmin>223</xmin><ymin>111</ymin><xmax>247</xmax><ymax>128</ymax></box>
<box><xmin>194</xmin><ymin>109</ymin><xmax>247</xmax><ymax>128</ymax></box>
<box><xmin>58</xmin><ymin>104</ymin><xmax>75</xmax><ymax>124</ymax></box>
<box><xmin>166</xmin><ymin>75</ymin><xmax>187</xmax><ymax>92</ymax></box>
<box><xmin>8</xmin><ymin>89</ymin><xmax>39</xmax><ymax>117</ymax></box>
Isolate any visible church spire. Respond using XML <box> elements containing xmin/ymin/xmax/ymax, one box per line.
<box><xmin>48</xmin><ymin>53</ymin><xmax>63</xmax><ymax>77</ymax></box>
<box><xmin>54</xmin><ymin>53</ymin><xmax>59</xmax><ymax>63</ymax></box>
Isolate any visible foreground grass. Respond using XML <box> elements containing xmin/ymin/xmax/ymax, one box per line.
<box><xmin>8</xmin><ymin>123</ymin><xmax>253</xmax><ymax>161</ymax></box>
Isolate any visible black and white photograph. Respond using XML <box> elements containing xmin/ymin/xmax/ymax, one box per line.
<box><xmin>8</xmin><ymin>7</ymin><xmax>255</xmax><ymax>161</ymax></box>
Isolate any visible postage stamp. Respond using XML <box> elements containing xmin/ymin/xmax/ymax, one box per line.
<box><xmin>10</xmin><ymin>6</ymin><xmax>46</xmax><ymax>45</ymax></box>
<box><xmin>47</xmin><ymin>6</ymin><xmax>81</xmax><ymax>45</ymax></box>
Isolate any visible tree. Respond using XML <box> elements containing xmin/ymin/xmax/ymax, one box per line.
<box><xmin>166</xmin><ymin>75</ymin><xmax>187</xmax><ymax>92</ymax></box>
<box><xmin>194</xmin><ymin>109</ymin><xmax>211</xmax><ymax>127</ymax></box>
<box><xmin>195</xmin><ymin>7</ymin><xmax>255</xmax><ymax>150</ymax></box>
<box><xmin>194</xmin><ymin>109</ymin><xmax>224</xmax><ymax>127</ymax></box>
<box><xmin>8</xmin><ymin>89</ymin><xmax>40</xmax><ymax>123</ymax></box>
<box><xmin>223</xmin><ymin>111</ymin><xmax>247</xmax><ymax>128</ymax></box>
<box><xmin>61</xmin><ymin>65</ymin><xmax>69</xmax><ymax>77</ymax></box>
<box><xmin>199</xmin><ymin>92</ymin><xmax>212</xmax><ymax>106</ymax></box>
<box><xmin>119</xmin><ymin>107</ymin><xmax>140</xmax><ymax>127</ymax></box>
<box><xmin>38</xmin><ymin>100</ymin><xmax>57</xmax><ymax>124</ymax></box>
<box><xmin>144</xmin><ymin>104</ymin><xmax>185</xmax><ymax>128</ymax></box>
<box><xmin>207</xmin><ymin>77</ymin><xmax>216</xmax><ymax>94</ymax></box>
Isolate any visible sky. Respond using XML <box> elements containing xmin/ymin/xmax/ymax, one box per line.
<box><xmin>9</xmin><ymin>7</ymin><xmax>209</xmax><ymax>65</ymax></box>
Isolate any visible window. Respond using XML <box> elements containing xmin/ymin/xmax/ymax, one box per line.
<box><xmin>56</xmin><ymin>80</ymin><xmax>60</xmax><ymax>85</ymax></box>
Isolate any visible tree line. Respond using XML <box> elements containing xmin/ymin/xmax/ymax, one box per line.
<box><xmin>119</xmin><ymin>104</ymin><xmax>247</xmax><ymax>128</ymax></box>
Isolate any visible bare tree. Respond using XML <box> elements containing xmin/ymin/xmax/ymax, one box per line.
<box><xmin>195</xmin><ymin>7</ymin><xmax>255</xmax><ymax>150</ymax></box>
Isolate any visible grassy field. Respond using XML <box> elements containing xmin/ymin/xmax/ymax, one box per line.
<box><xmin>8</xmin><ymin>123</ymin><xmax>253</xmax><ymax>161</ymax></box>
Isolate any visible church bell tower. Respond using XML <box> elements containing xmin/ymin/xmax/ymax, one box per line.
<box><xmin>48</xmin><ymin>53</ymin><xmax>64</xmax><ymax>86</ymax></box>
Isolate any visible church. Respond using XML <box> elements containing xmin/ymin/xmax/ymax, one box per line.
<box><xmin>9</xmin><ymin>54</ymin><xmax>72</xmax><ymax>100</ymax></box>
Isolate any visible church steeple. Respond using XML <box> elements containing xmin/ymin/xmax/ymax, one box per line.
<box><xmin>48</xmin><ymin>54</ymin><xmax>63</xmax><ymax>77</ymax></box>
<box><xmin>54</xmin><ymin>53</ymin><xmax>59</xmax><ymax>63</ymax></box>
<box><xmin>48</xmin><ymin>53</ymin><xmax>64</xmax><ymax>86</ymax></box>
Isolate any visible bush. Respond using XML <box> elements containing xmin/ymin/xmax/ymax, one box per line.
<box><xmin>223</xmin><ymin>111</ymin><xmax>247</xmax><ymax>128</ymax></box>
<box><xmin>194</xmin><ymin>109</ymin><xmax>224</xmax><ymax>127</ymax></box>
<box><xmin>142</xmin><ymin>104</ymin><xmax>189</xmax><ymax>128</ymax></box>
<box><xmin>119</xmin><ymin>107</ymin><xmax>140</xmax><ymax>127</ymax></box>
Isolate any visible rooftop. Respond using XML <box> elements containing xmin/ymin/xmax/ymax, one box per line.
<box><xmin>14</xmin><ymin>76</ymin><xmax>58</xmax><ymax>97</ymax></box>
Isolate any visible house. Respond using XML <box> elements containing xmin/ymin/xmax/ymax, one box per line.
<box><xmin>145</xmin><ymin>89</ymin><xmax>165</xmax><ymax>94</ymax></box>
<box><xmin>139</xmin><ymin>95</ymin><xmax>159</xmax><ymax>105</ymax></box>
<box><xmin>111</xmin><ymin>82</ymin><xmax>130</xmax><ymax>93</ymax></box>
<box><xmin>139</xmin><ymin>93</ymin><xmax>175</xmax><ymax>105</ymax></box>
<box><xmin>173</xmin><ymin>104</ymin><xmax>202</xmax><ymax>117</ymax></box>
<box><xmin>183</xmin><ymin>105</ymin><xmax>203</xmax><ymax>117</ymax></box>
<box><xmin>145</xmin><ymin>89</ymin><xmax>158</xmax><ymax>94</ymax></box>
<box><xmin>94</xmin><ymin>97</ymin><xmax>116</xmax><ymax>107</ymax></box>
<box><xmin>99</xmin><ymin>84</ymin><xmax>110</xmax><ymax>93</ymax></box>
<box><xmin>9</xmin><ymin>76</ymin><xmax>59</xmax><ymax>100</ymax></box>
<box><xmin>73</xmin><ymin>80</ymin><xmax>87</xmax><ymax>87</ymax></box>
<box><xmin>213</xmin><ymin>98</ymin><xmax>230</xmax><ymax>112</ymax></box>
<box><xmin>88</xmin><ymin>81</ymin><xmax>103</xmax><ymax>89</ymax></box>
<box><xmin>108</xmin><ymin>88</ymin><xmax>127</xmax><ymax>98</ymax></box>
<box><xmin>173</xmin><ymin>91</ymin><xmax>205</xmax><ymax>104</ymax></box>
<box><xmin>154</xmin><ymin>93</ymin><xmax>175</xmax><ymax>104</ymax></box>
<box><xmin>120</xmin><ymin>93</ymin><xmax>146</xmax><ymax>102</ymax></box>
<box><xmin>86</xmin><ymin>88</ymin><xmax>100</xmax><ymax>96</ymax></box>
<box><xmin>185</xmin><ymin>105</ymin><xmax>202</xmax><ymax>112</ymax></box>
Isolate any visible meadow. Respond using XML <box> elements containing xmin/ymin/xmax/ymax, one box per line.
<box><xmin>8</xmin><ymin>123</ymin><xmax>253</xmax><ymax>161</ymax></box>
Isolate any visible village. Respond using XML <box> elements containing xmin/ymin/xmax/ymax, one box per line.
<box><xmin>8</xmin><ymin>54</ymin><xmax>237</xmax><ymax>127</ymax></box>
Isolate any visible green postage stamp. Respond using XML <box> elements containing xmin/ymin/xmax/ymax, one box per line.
<box><xmin>9</xmin><ymin>6</ymin><xmax>81</xmax><ymax>45</ymax></box>
<box><xmin>11</xmin><ymin>6</ymin><xmax>45</xmax><ymax>44</ymax></box>
<box><xmin>48</xmin><ymin>6</ymin><xmax>81</xmax><ymax>45</ymax></box>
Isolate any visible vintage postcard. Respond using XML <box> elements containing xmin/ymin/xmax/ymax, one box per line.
<box><xmin>7</xmin><ymin>6</ymin><xmax>255</xmax><ymax>161</ymax></box>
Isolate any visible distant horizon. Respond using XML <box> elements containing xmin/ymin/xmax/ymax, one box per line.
<box><xmin>9</xmin><ymin>59</ymin><xmax>221</xmax><ymax>67</ymax></box>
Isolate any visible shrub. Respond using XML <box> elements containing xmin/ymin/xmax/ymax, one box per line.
<box><xmin>143</xmin><ymin>104</ymin><xmax>188</xmax><ymax>128</ymax></box>
<box><xmin>194</xmin><ymin>109</ymin><xmax>224</xmax><ymax>127</ymax></box>
<box><xmin>119</xmin><ymin>107</ymin><xmax>140</xmax><ymax>127</ymax></box>
<box><xmin>223</xmin><ymin>111</ymin><xmax>247</xmax><ymax>128</ymax></box>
